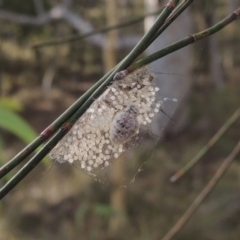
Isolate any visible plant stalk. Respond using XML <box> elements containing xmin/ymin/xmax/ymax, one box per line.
<box><xmin>170</xmin><ymin>107</ymin><xmax>240</xmax><ymax>182</ymax></box>
<box><xmin>32</xmin><ymin>9</ymin><xmax>164</xmax><ymax>48</ymax></box>
<box><xmin>161</xmin><ymin>141</ymin><xmax>240</xmax><ymax>240</ymax></box>
<box><xmin>0</xmin><ymin>0</ymin><xmax>179</xmax><ymax>199</ymax></box>
<box><xmin>133</xmin><ymin>7</ymin><xmax>240</xmax><ymax>69</ymax></box>
<box><xmin>0</xmin><ymin>0</ymin><xmax>181</xmax><ymax>180</ymax></box>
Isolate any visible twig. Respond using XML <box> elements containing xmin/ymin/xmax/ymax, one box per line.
<box><xmin>1</xmin><ymin>4</ymin><xmax>238</xmax><ymax>183</ymax></box>
<box><xmin>32</xmin><ymin>1</ymin><xmax>194</xmax><ymax>49</ymax></box>
<box><xmin>170</xmin><ymin>107</ymin><xmax>240</xmax><ymax>182</ymax></box>
<box><xmin>116</xmin><ymin>5</ymin><xmax>240</xmax><ymax>76</ymax></box>
<box><xmin>0</xmin><ymin>1</ymin><xmax>185</xmax><ymax>180</ymax></box>
<box><xmin>110</xmin><ymin>0</ymin><xmax>196</xmax><ymax>77</ymax></box>
<box><xmin>0</xmin><ymin>0</ymin><xmax>180</xmax><ymax>200</ymax></box>
<box><xmin>133</xmin><ymin>7</ymin><xmax>240</xmax><ymax>69</ymax></box>
<box><xmin>0</xmin><ymin>70</ymin><xmax>113</xmax><ymax>180</ymax></box>
<box><xmin>32</xmin><ymin>9</ymin><xmax>163</xmax><ymax>48</ymax></box>
<box><xmin>161</xmin><ymin>141</ymin><xmax>240</xmax><ymax>240</ymax></box>
<box><xmin>0</xmin><ymin>5</ymin><xmax>134</xmax><ymax>48</ymax></box>
<box><xmin>147</xmin><ymin>0</ymin><xmax>195</xmax><ymax>48</ymax></box>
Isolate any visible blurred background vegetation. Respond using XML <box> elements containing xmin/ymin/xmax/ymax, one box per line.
<box><xmin>0</xmin><ymin>0</ymin><xmax>239</xmax><ymax>239</ymax></box>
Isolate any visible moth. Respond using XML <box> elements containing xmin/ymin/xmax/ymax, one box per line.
<box><xmin>49</xmin><ymin>66</ymin><xmax>162</xmax><ymax>175</ymax></box>
<box><xmin>110</xmin><ymin>105</ymin><xmax>139</xmax><ymax>145</ymax></box>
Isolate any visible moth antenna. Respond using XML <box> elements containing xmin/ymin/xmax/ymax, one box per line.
<box><xmin>160</xmin><ymin>108</ymin><xmax>175</xmax><ymax>123</ymax></box>
<box><xmin>104</xmin><ymin>170</ymin><xmax>115</xmax><ymax>187</ymax></box>
<box><xmin>154</xmin><ymin>71</ymin><xmax>185</xmax><ymax>77</ymax></box>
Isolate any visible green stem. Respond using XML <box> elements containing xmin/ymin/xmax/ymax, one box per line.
<box><xmin>161</xmin><ymin>141</ymin><xmax>240</xmax><ymax>240</ymax></box>
<box><xmin>0</xmin><ymin>1</ymin><xmax>180</xmax><ymax>180</ymax></box>
<box><xmin>133</xmin><ymin>7</ymin><xmax>240</xmax><ymax>69</ymax></box>
<box><xmin>1</xmin><ymin>4</ymin><xmax>239</xmax><ymax>182</ymax></box>
<box><xmin>121</xmin><ymin>0</ymin><xmax>194</xmax><ymax>75</ymax></box>
<box><xmin>0</xmin><ymin>70</ymin><xmax>112</xmax><ymax>180</ymax></box>
<box><xmin>115</xmin><ymin>0</ymin><xmax>195</xmax><ymax>78</ymax></box>
<box><xmin>0</xmin><ymin>1</ymin><xmax>179</xmax><ymax>199</ymax></box>
<box><xmin>147</xmin><ymin>0</ymin><xmax>195</xmax><ymax>48</ymax></box>
<box><xmin>170</xmin><ymin>107</ymin><xmax>240</xmax><ymax>182</ymax></box>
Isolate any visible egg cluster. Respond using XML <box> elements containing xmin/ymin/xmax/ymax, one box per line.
<box><xmin>49</xmin><ymin>66</ymin><xmax>161</xmax><ymax>175</ymax></box>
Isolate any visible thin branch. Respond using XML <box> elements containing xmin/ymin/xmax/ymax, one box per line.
<box><xmin>161</xmin><ymin>141</ymin><xmax>240</xmax><ymax>240</ymax></box>
<box><xmin>1</xmin><ymin>3</ymin><xmax>238</xmax><ymax>200</ymax></box>
<box><xmin>132</xmin><ymin>7</ymin><xmax>240</xmax><ymax>69</ymax></box>
<box><xmin>170</xmin><ymin>107</ymin><xmax>240</xmax><ymax>182</ymax></box>
<box><xmin>0</xmin><ymin>70</ymin><xmax>113</xmax><ymax>180</ymax></box>
<box><xmin>0</xmin><ymin>2</ymin><xmax>238</xmax><ymax>187</ymax></box>
<box><xmin>0</xmin><ymin>5</ymin><xmax>137</xmax><ymax>48</ymax></box>
<box><xmin>62</xmin><ymin>8</ymin><xmax>105</xmax><ymax>47</ymax></box>
<box><xmin>146</xmin><ymin>0</ymin><xmax>195</xmax><ymax>50</ymax></box>
<box><xmin>0</xmin><ymin>5</ymin><xmax>103</xmax><ymax>46</ymax></box>
<box><xmin>0</xmin><ymin>3</ymin><xmax>238</xmax><ymax>184</ymax></box>
<box><xmin>113</xmin><ymin>0</ymin><xmax>195</xmax><ymax>78</ymax></box>
<box><xmin>115</xmin><ymin>5</ymin><xmax>240</xmax><ymax>77</ymax></box>
<box><xmin>0</xmin><ymin>2</ymin><xmax>184</xmax><ymax>180</ymax></box>
<box><xmin>0</xmin><ymin>0</ymin><xmax>180</xmax><ymax>200</ymax></box>
<box><xmin>32</xmin><ymin>9</ymin><xmax>163</xmax><ymax>48</ymax></box>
